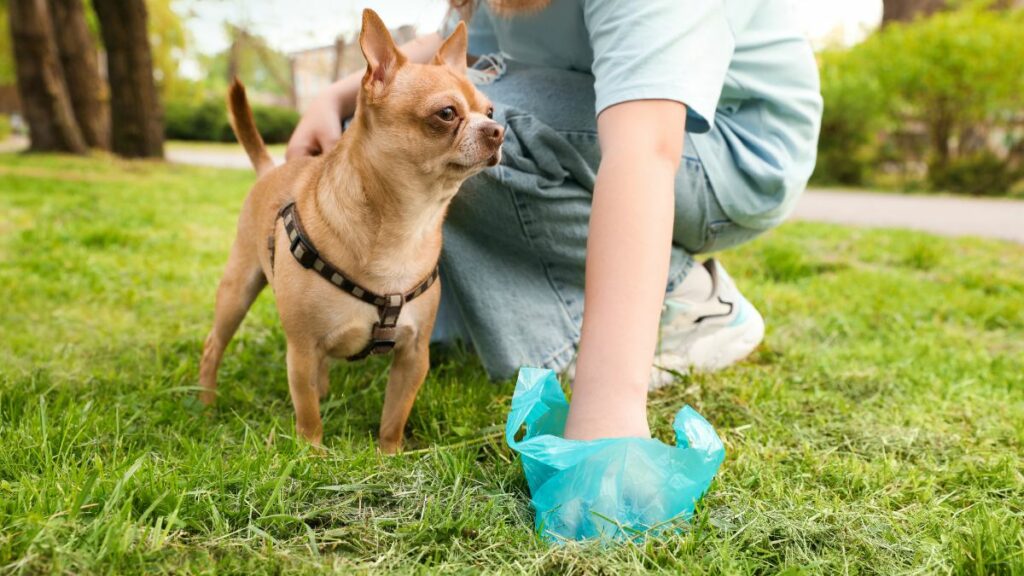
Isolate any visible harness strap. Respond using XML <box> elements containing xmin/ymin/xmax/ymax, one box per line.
<box><xmin>347</xmin><ymin>293</ymin><xmax>404</xmax><ymax>361</ymax></box>
<box><xmin>274</xmin><ymin>202</ymin><xmax>439</xmax><ymax>361</ymax></box>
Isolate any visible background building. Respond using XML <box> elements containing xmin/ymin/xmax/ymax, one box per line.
<box><xmin>290</xmin><ymin>25</ymin><xmax>415</xmax><ymax>112</ymax></box>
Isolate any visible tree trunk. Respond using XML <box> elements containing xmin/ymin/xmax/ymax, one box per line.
<box><xmin>884</xmin><ymin>0</ymin><xmax>1023</xmax><ymax>26</ymax></box>
<box><xmin>92</xmin><ymin>0</ymin><xmax>164</xmax><ymax>158</ymax></box>
<box><xmin>49</xmin><ymin>0</ymin><xmax>109</xmax><ymax>149</ymax></box>
<box><xmin>882</xmin><ymin>0</ymin><xmax>948</xmax><ymax>25</ymax></box>
<box><xmin>929</xmin><ymin>104</ymin><xmax>954</xmax><ymax>170</ymax></box>
<box><xmin>8</xmin><ymin>0</ymin><xmax>88</xmax><ymax>153</ymax></box>
<box><xmin>332</xmin><ymin>36</ymin><xmax>346</xmax><ymax>81</ymax></box>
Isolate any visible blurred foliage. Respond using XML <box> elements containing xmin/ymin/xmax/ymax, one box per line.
<box><xmin>929</xmin><ymin>152</ymin><xmax>1020</xmax><ymax>197</ymax></box>
<box><xmin>814</xmin><ymin>5</ymin><xmax>1024</xmax><ymax>195</ymax></box>
<box><xmin>813</xmin><ymin>48</ymin><xmax>887</xmax><ymax>185</ymax></box>
<box><xmin>0</xmin><ymin>113</ymin><xmax>10</xmax><ymax>139</ymax></box>
<box><xmin>165</xmin><ymin>98</ymin><xmax>298</xmax><ymax>144</ymax></box>
<box><xmin>164</xmin><ymin>99</ymin><xmax>229</xmax><ymax>142</ymax></box>
<box><xmin>147</xmin><ymin>0</ymin><xmax>197</xmax><ymax>104</ymax></box>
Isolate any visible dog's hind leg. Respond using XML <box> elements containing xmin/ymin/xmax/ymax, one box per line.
<box><xmin>199</xmin><ymin>240</ymin><xmax>267</xmax><ymax>406</ymax></box>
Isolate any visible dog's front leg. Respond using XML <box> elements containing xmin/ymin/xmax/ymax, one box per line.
<box><xmin>286</xmin><ymin>340</ymin><xmax>325</xmax><ymax>446</ymax></box>
<box><xmin>379</xmin><ymin>333</ymin><xmax>430</xmax><ymax>454</ymax></box>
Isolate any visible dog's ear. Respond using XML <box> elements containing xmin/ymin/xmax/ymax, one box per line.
<box><xmin>433</xmin><ymin>21</ymin><xmax>468</xmax><ymax>75</ymax></box>
<box><xmin>359</xmin><ymin>9</ymin><xmax>406</xmax><ymax>95</ymax></box>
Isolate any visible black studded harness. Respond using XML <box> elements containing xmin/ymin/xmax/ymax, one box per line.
<box><xmin>273</xmin><ymin>202</ymin><xmax>439</xmax><ymax>361</ymax></box>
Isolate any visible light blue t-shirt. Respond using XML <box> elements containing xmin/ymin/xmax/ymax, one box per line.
<box><xmin>448</xmin><ymin>0</ymin><xmax>823</xmax><ymax>229</ymax></box>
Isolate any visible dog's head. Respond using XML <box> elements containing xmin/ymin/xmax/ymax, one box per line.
<box><xmin>353</xmin><ymin>9</ymin><xmax>503</xmax><ymax>184</ymax></box>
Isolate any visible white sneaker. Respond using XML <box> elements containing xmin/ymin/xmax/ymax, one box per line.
<box><xmin>562</xmin><ymin>260</ymin><xmax>765</xmax><ymax>389</ymax></box>
<box><xmin>651</xmin><ymin>259</ymin><xmax>765</xmax><ymax>389</ymax></box>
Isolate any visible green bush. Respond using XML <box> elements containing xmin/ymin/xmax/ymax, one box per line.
<box><xmin>812</xmin><ymin>49</ymin><xmax>886</xmax><ymax>186</ymax></box>
<box><xmin>250</xmin><ymin>105</ymin><xmax>299</xmax><ymax>144</ymax></box>
<box><xmin>928</xmin><ymin>152</ymin><xmax>1020</xmax><ymax>196</ymax></box>
<box><xmin>164</xmin><ymin>98</ymin><xmax>298</xmax><ymax>144</ymax></box>
<box><xmin>0</xmin><ymin>114</ymin><xmax>11</xmax><ymax>141</ymax></box>
<box><xmin>164</xmin><ymin>99</ymin><xmax>231</xmax><ymax>142</ymax></box>
<box><xmin>813</xmin><ymin>7</ymin><xmax>1024</xmax><ymax>194</ymax></box>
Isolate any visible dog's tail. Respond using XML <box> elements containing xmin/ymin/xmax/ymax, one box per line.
<box><xmin>227</xmin><ymin>78</ymin><xmax>274</xmax><ymax>176</ymax></box>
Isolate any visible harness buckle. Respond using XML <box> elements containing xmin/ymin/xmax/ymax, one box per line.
<box><xmin>367</xmin><ymin>323</ymin><xmax>397</xmax><ymax>355</ymax></box>
<box><xmin>290</xmin><ymin>233</ymin><xmax>319</xmax><ymax>269</ymax></box>
<box><xmin>370</xmin><ymin>294</ymin><xmax>403</xmax><ymax>354</ymax></box>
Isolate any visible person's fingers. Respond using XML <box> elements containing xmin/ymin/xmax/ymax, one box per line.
<box><xmin>287</xmin><ymin>125</ymin><xmax>340</xmax><ymax>160</ymax></box>
<box><xmin>286</xmin><ymin>100</ymin><xmax>343</xmax><ymax>161</ymax></box>
<box><xmin>286</xmin><ymin>140</ymin><xmax>323</xmax><ymax>160</ymax></box>
<box><xmin>286</xmin><ymin>127</ymin><xmax>313</xmax><ymax>160</ymax></box>
<box><xmin>285</xmin><ymin>142</ymin><xmax>306</xmax><ymax>161</ymax></box>
<box><xmin>318</xmin><ymin>130</ymin><xmax>341</xmax><ymax>154</ymax></box>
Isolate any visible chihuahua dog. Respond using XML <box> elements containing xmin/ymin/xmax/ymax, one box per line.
<box><xmin>198</xmin><ymin>9</ymin><xmax>503</xmax><ymax>453</ymax></box>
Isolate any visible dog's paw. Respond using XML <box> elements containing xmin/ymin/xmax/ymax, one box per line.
<box><xmin>378</xmin><ymin>439</ymin><xmax>402</xmax><ymax>455</ymax></box>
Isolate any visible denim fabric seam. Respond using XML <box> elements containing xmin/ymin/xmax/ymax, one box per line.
<box><xmin>538</xmin><ymin>338</ymin><xmax>578</xmax><ymax>374</ymax></box>
<box><xmin>508</xmin><ymin>181</ymin><xmax>585</xmax><ymax>334</ymax></box>
<box><xmin>554</xmin><ymin>128</ymin><xmax>598</xmax><ymax>138</ymax></box>
<box><xmin>678</xmin><ymin>156</ymin><xmax>712</xmax><ymax>254</ymax></box>
<box><xmin>507</xmin><ymin>177</ymin><xmax>582</xmax><ymax>373</ymax></box>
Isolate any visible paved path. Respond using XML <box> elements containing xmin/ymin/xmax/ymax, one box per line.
<box><xmin>791</xmin><ymin>189</ymin><xmax>1024</xmax><ymax>244</ymax></box>
<box><xmin>166</xmin><ymin>147</ymin><xmax>286</xmax><ymax>170</ymax></box>
<box><xmin>0</xmin><ymin>135</ymin><xmax>28</xmax><ymax>154</ymax></box>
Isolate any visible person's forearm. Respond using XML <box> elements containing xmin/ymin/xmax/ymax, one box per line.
<box><xmin>323</xmin><ymin>33</ymin><xmax>445</xmax><ymax>120</ymax></box>
<box><xmin>564</xmin><ymin>100</ymin><xmax>686</xmax><ymax>440</ymax></box>
<box><xmin>566</xmin><ymin>153</ymin><xmax>677</xmax><ymax>435</ymax></box>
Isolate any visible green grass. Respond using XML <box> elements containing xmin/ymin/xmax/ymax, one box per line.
<box><xmin>1</xmin><ymin>153</ymin><xmax>1023</xmax><ymax>574</ymax></box>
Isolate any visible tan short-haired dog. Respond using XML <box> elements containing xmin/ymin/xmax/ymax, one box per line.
<box><xmin>198</xmin><ymin>9</ymin><xmax>503</xmax><ymax>453</ymax></box>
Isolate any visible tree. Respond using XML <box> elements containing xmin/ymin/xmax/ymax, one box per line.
<box><xmin>869</xmin><ymin>8</ymin><xmax>1024</xmax><ymax>166</ymax></box>
<box><xmin>49</xmin><ymin>0</ymin><xmax>108</xmax><ymax>149</ymax></box>
<box><xmin>7</xmin><ymin>0</ymin><xmax>86</xmax><ymax>152</ymax></box>
<box><xmin>92</xmin><ymin>0</ymin><xmax>164</xmax><ymax>158</ymax></box>
<box><xmin>882</xmin><ymin>0</ymin><xmax>949</xmax><ymax>25</ymax></box>
<box><xmin>816</xmin><ymin>6</ymin><xmax>1024</xmax><ymax>193</ymax></box>
<box><xmin>883</xmin><ymin>0</ymin><xmax>1024</xmax><ymax>24</ymax></box>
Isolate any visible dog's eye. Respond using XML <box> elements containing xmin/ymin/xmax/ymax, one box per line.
<box><xmin>436</xmin><ymin>107</ymin><xmax>457</xmax><ymax>122</ymax></box>
<box><xmin>486</xmin><ymin>107</ymin><xmax>494</xmax><ymax>119</ymax></box>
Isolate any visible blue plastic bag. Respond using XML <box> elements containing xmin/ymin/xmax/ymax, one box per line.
<box><xmin>505</xmin><ymin>367</ymin><xmax>726</xmax><ymax>542</ymax></box>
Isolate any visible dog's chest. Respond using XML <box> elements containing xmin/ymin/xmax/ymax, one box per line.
<box><xmin>323</xmin><ymin>299</ymin><xmax>415</xmax><ymax>360</ymax></box>
<box><xmin>275</xmin><ymin>272</ymin><xmax>419</xmax><ymax>359</ymax></box>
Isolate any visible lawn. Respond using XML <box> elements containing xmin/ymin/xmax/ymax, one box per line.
<box><xmin>1</xmin><ymin>154</ymin><xmax>1022</xmax><ymax>574</ymax></box>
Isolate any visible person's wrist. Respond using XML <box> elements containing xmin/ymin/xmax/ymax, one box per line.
<box><xmin>312</xmin><ymin>90</ymin><xmax>339</xmax><ymax>117</ymax></box>
<box><xmin>326</xmin><ymin>82</ymin><xmax>348</xmax><ymax>108</ymax></box>
<box><xmin>564</xmin><ymin>392</ymin><xmax>650</xmax><ymax>440</ymax></box>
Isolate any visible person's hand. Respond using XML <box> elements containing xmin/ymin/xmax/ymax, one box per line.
<box><xmin>285</xmin><ymin>33</ymin><xmax>446</xmax><ymax>160</ymax></box>
<box><xmin>286</xmin><ymin>89</ymin><xmax>344</xmax><ymax>160</ymax></box>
